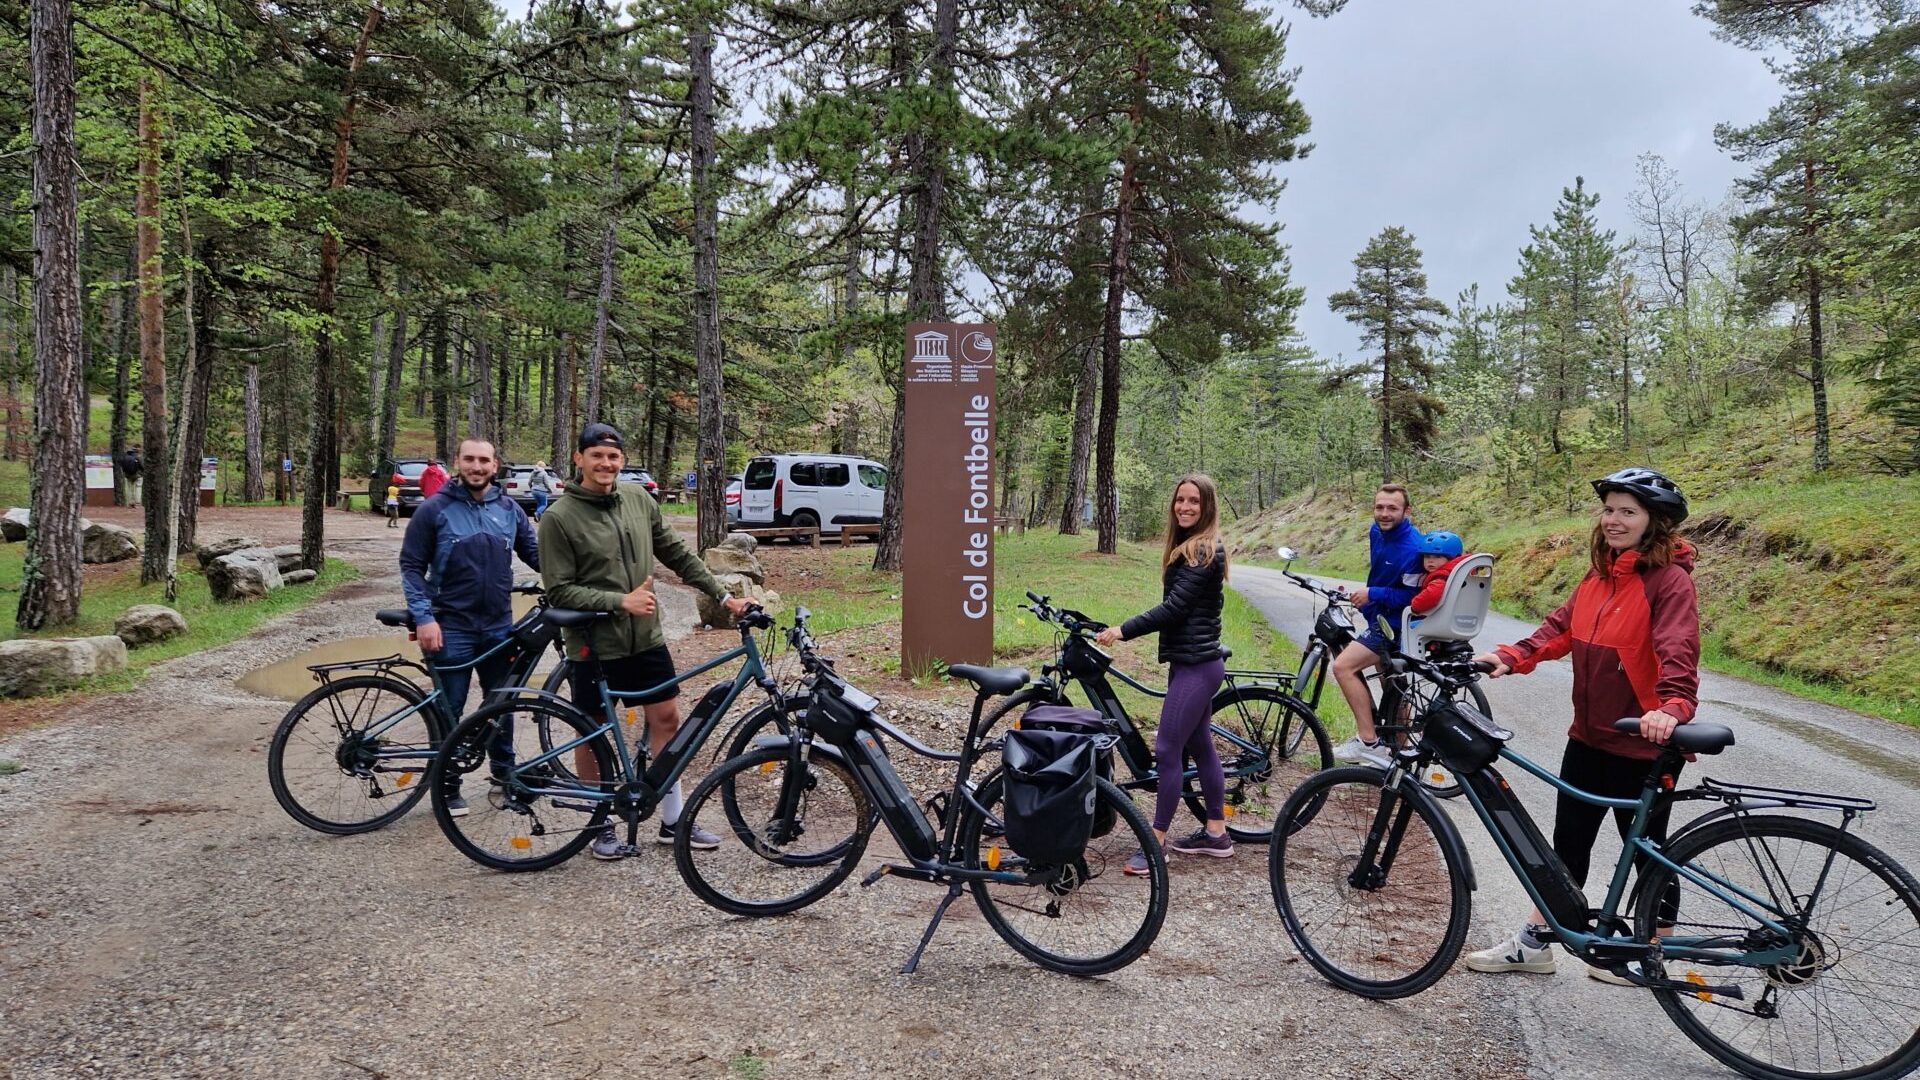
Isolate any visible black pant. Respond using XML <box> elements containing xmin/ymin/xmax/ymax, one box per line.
<box><xmin>1553</xmin><ymin>738</ymin><xmax>1683</xmax><ymax>924</ymax></box>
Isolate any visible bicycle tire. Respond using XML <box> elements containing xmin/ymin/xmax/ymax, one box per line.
<box><xmin>674</xmin><ymin>746</ymin><xmax>872</xmax><ymax>917</ymax></box>
<box><xmin>530</xmin><ymin>659</ymin><xmax>584</xmax><ymax>784</ymax></box>
<box><xmin>1269</xmin><ymin>766</ymin><xmax>1472</xmax><ymax>999</ymax></box>
<box><xmin>1184</xmin><ymin>685</ymin><xmax>1332</xmax><ymax>843</ymax></box>
<box><xmin>429</xmin><ymin>698</ymin><xmax>613</xmax><ymax>872</ymax></box>
<box><xmin>268</xmin><ymin>674</ymin><xmax>439</xmax><ymax>835</ymax></box>
<box><xmin>1634</xmin><ymin>814</ymin><xmax>1920</xmax><ymax>1080</ymax></box>
<box><xmin>960</xmin><ymin>773</ymin><xmax>1168</xmax><ymax>977</ymax></box>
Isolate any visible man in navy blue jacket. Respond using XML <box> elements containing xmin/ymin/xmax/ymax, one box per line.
<box><xmin>400</xmin><ymin>438</ymin><xmax>539</xmax><ymax>816</ymax></box>
<box><xmin>1331</xmin><ymin>483</ymin><xmax>1424</xmax><ymax>768</ymax></box>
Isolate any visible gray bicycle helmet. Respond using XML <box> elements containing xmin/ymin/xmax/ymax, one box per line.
<box><xmin>1591</xmin><ymin>466</ymin><xmax>1688</xmax><ymax>525</ymax></box>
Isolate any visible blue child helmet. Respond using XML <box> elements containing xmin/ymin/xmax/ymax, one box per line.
<box><xmin>1419</xmin><ymin>531</ymin><xmax>1464</xmax><ymax>558</ymax></box>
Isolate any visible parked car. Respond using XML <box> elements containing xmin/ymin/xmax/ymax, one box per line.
<box><xmin>724</xmin><ymin>473</ymin><xmax>744</xmax><ymax>526</ymax></box>
<box><xmin>617</xmin><ymin>467</ymin><xmax>660</xmax><ymax>497</ymax></box>
<box><xmin>501</xmin><ymin>464</ymin><xmax>543</xmax><ymax>511</ymax></box>
<box><xmin>369</xmin><ymin>458</ymin><xmax>431</xmax><ymax>516</ymax></box>
<box><xmin>737</xmin><ymin>454</ymin><xmax>886</xmax><ymax>536</ymax></box>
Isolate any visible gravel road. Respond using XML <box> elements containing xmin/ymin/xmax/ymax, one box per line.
<box><xmin>0</xmin><ymin>512</ymin><xmax>1526</xmax><ymax>1080</ymax></box>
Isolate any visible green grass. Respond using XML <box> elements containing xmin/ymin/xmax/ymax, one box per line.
<box><xmin>0</xmin><ymin>545</ymin><xmax>360</xmax><ymax>700</ymax></box>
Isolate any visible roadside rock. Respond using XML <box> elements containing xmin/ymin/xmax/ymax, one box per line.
<box><xmin>720</xmin><ymin>531</ymin><xmax>757</xmax><ymax>555</ymax></box>
<box><xmin>206</xmin><ymin>548</ymin><xmax>284</xmax><ymax>602</ymax></box>
<box><xmin>194</xmin><ymin>536</ymin><xmax>266</xmax><ymax>570</ymax></box>
<box><xmin>81</xmin><ymin>521</ymin><xmax>140</xmax><ymax>564</ymax></box>
<box><xmin>697</xmin><ymin>573</ymin><xmax>781</xmax><ymax>628</ymax></box>
<box><xmin>114</xmin><ymin>605</ymin><xmax>188</xmax><ymax>647</ymax></box>
<box><xmin>283</xmin><ymin>569</ymin><xmax>318</xmax><ymax>586</ymax></box>
<box><xmin>0</xmin><ymin>636</ymin><xmax>129</xmax><ymax>697</ymax></box>
<box><xmin>701</xmin><ymin>543</ymin><xmax>765</xmax><ymax>585</ymax></box>
<box><xmin>1</xmin><ymin>507</ymin><xmax>30</xmax><ymax>542</ymax></box>
<box><xmin>270</xmin><ymin>544</ymin><xmax>305</xmax><ymax>573</ymax></box>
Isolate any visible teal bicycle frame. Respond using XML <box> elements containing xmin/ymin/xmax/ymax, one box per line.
<box><xmin>1458</xmin><ymin>745</ymin><xmax>1803</xmax><ymax>969</ymax></box>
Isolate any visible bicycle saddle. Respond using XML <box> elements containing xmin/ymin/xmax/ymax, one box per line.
<box><xmin>1614</xmin><ymin>717</ymin><xmax>1736</xmax><ymax>755</ymax></box>
<box><xmin>1219</xmin><ymin>646</ymin><xmax>1233</xmax><ymax>660</ymax></box>
<box><xmin>375</xmin><ymin>609</ymin><xmax>415</xmax><ymax>629</ymax></box>
<box><xmin>949</xmin><ymin>665</ymin><xmax>1031</xmax><ymax>696</ymax></box>
<box><xmin>542</xmin><ymin>608</ymin><xmax>610</xmax><ymax>629</ymax></box>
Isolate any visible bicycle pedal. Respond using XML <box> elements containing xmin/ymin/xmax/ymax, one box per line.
<box><xmin>860</xmin><ymin>864</ymin><xmax>896</xmax><ymax>888</ymax></box>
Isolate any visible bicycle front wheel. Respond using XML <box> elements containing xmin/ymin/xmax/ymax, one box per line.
<box><xmin>1402</xmin><ymin>681</ymin><xmax>1488</xmax><ymax>801</ymax></box>
<box><xmin>1269</xmin><ymin>766</ymin><xmax>1471</xmax><ymax>998</ymax></box>
<box><xmin>268</xmin><ymin>674</ymin><xmax>439</xmax><ymax>834</ymax></box>
<box><xmin>1186</xmin><ymin>686</ymin><xmax>1332</xmax><ymax>844</ymax></box>
<box><xmin>675</xmin><ymin>746</ymin><xmax>872</xmax><ymax>917</ymax></box>
<box><xmin>429</xmin><ymin>699</ymin><xmax>612</xmax><ymax>872</ymax></box>
<box><xmin>1635</xmin><ymin>814</ymin><xmax>1920</xmax><ymax>1080</ymax></box>
<box><xmin>961</xmin><ymin>774</ymin><xmax>1168</xmax><ymax>977</ymax></box>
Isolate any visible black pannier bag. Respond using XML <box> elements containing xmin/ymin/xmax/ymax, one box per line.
<box><xmin>1020</xmin><ymin>705</ymin><xmax>1117</xmax><ymax>837</ymax></box>
<box><xmin>1418</xmin><ymin>699</ymin><xmax>1512</xmax><ymax>774</ymax></box>
<box><xmin>1001</xmin><ymin>728</ymin><xmax>1098</xmax><ymax>866</ymax></box>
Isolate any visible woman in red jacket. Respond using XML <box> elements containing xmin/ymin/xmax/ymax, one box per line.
<box><xmin>1465</xmin><ymin>467</ymin><xmax>1700</xmax><ymax>982</ymax></box>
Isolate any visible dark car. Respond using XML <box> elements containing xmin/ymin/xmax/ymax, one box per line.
<box><xmin>371</xmin><ymin>458</ymin><xmax>431</xmax><ymax>516</ymax></box>
<box><xmin>617</xmin><ymin>467</ymin><xmax>660</xmax><ymax>497</ymax></box>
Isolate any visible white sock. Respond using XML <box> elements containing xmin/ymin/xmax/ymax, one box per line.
<box><xmin>659</xmin><ymin>781</ymin><xmax>685</xmax><ymax>826</ymax></box>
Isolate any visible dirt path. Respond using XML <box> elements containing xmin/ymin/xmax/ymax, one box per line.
<box><xmin>0</xmin><ymin>511</ymin><xmax>1525</xmax><ymax>1080</ymax></box>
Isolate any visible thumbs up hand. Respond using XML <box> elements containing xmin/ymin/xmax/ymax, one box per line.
<box><xmin>622</xmin><ymin>575</ymin><xmax>658</xmax><ymax>617</ymax></box>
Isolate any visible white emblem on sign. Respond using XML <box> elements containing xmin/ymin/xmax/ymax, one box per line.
<box><xmin>960</xmin><ymin>332</ymin><xmax>995</xmax><ymax>365</ymax></box>
<box><xmin>912</xmin><ymin>330</ymin><xmax>950</xmax><ymax>361</ymax></box>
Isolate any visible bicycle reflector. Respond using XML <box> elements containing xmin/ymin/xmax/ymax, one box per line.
<box><xmin>987</xmin><ymin>846</ymin><xmax>1001</xmax><ymax>871</ymax></box>
<box><xmin>510</xmin><ymin>836</ymin><xmax>532</xmax><ymax>850</ymax></box>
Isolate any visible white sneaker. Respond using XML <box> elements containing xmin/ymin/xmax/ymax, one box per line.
<box><xmin>1587</xmin><ymin>964</ymin><xmax>1638</xmax><ymax>986</ymax></box>
<box><xmin>1464</xmin><ymin>933</ymin><xmax>1557</xmax><ymax>974</ymax></box>
<box><xmin>1333</xmin><ymin>736</ymin><xmax>1391</xmax><ymax>769</ymax></box>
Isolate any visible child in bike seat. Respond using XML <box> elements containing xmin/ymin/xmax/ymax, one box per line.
<box><xmin>1408</xmin><ymin>531</ymin><xmax>1469</xmax><ymax>620</ymax></box>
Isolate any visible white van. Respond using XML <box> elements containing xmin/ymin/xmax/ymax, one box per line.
<box><xmin>738</xmin><ymin>454</ymin><xmax>887</xmax><ymax>535</ymax></box>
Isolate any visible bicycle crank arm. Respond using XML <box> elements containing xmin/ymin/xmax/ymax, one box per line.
<box><xmin>1597</xmin><ymin>966</ymin><xmax>1748</xmax><ymax>1000</ymax></box>
<box><xmin>861</xmin><ymin>863</ymin><xmax>939</xmax><ymax>887</ymax></box>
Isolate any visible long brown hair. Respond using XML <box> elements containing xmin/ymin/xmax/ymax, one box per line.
<box><xmin>1589</xmin><ymin>494</ymin><xmax>1684</xmax><ymax>576</ymax></box>
<box><xmin>1162</xmin><ymin>474</ymin><xmax>1227</xmax><ymax>573</ymax></box>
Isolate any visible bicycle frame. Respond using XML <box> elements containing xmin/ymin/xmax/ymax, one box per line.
<box><xmin>306</xmin><ymin>629</ymin><xmax>553</xmax><ymax>757</ymax></box>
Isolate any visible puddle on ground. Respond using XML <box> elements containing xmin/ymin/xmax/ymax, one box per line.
<box><xmin>1707</xmin><ymin>699</ymin><xmax>1920</xmax><ymax>787</ymax></box>
<box><xmin>237</xmin><ymin>595</ymin><xmax>542</xmax><ymax>702</ymax></box>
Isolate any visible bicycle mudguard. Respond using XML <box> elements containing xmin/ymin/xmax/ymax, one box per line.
<box><xmin>748</xmin><ymin>733</ymin><xmax>851</xmax><ymax>771</ymax></box>
<box><xmin>1387</xmin><ymin>771</ymin><xmax>1478</xmax><ymax>893</ymax></box>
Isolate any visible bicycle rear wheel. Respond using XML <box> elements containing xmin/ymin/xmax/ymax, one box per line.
<box><xmin>1635</xmin><ymin>814</ymin><xmax>1920</xmax><ymax>1080</ymax></box>
<box><xmin>429</xmin><ymin>699</ymin><xmax>612</xmax><ymax>872</ymax></box>
<box><xmin>961</xmin><ymin>774</ymin><xmax>1168</xmax><ymax>976</ymax></box>
<box><xmin>1187</xmin><ymin>685</ymin><xmax>1332</xmax><ymax>843</ymax></box>
<box><xmin>1269</xmin><ymin>766</ymin><xmax>1471</xmax><ymax>998</ymax></box>
<box><xmin>268</xmin><ymin>674</ymin><xmax>438</xmax><ymax>834</ymax></box>
<box><xmin>675</xmin><ymin>746</ymin><xmax>872</xmax><ymax>917</ymax></box>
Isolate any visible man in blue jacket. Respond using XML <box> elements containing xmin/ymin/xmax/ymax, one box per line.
<box><xmin>1330</xmin><ymin>483</ymin><xmax>1424</xmax><ymax>767</ymax></box>
<box><xmin>400</xmin><ymin>437</ymin><xmax>540</xmax><ymax>817</ymax></box>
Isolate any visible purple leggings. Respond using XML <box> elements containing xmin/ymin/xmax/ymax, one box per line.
<box><xmin>1153</xmin><ymin>657</ymin><xmax>1227</xmax><ymax>832</ymax></box>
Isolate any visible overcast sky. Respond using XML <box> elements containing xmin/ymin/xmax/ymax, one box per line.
<box><xmin>1275</xmin><ymin>0</ymin><xmax>1781</xmax><ymax>361</ymax></box>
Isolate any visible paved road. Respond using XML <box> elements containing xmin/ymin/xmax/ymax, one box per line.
<box><xmin>1231</xmin><ymin>563</ymin><xmax>1920</xmax><ymax>1080</ymax></box>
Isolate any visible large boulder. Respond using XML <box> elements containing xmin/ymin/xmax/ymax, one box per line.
<box><xmin>206</xmin><ymin>547</ymin><xmax>284</xmax><ymax>602</ymax></box>
<box><xmin>283</xmin><ymin>569</ymin><xmax>318</xmax><ymax>586</ymax></box>
<box><xmin>81</xmin><ymin>521</ymin><xmax>140</xmax><ymax>564</ymax></box>
<box><xmin>720</xmin><ymin>531</ymin><xmax>758</xmax><ymax>555</ymax></box>
<box><xmin>194</xmin><ymin>536</ymin><xmax>266</xmax><ymax>570</ymax></box>
<box><xmin>270</xmin><ymin>544</ymin><xmax>305</xmax><ymax>574</ymax></box>
<box><xmin>0</xmin><ymin>636</ymin><xmax>129</xmax><ymax>697</ymax></box>
<box><xmin>1</xmin><ymin>507</ymin><xmax>30</xmax><ymax>542</ymax></box>
<box><xmin>697</xmin><ymin>573</ymin><xmax>781</xmax><ymax>629</ymax></box>
<box><xmin>114</xmin><ymin>604</ymin><xmax>188</xmax><ymax>647</ymax></box>
<box><xmin>701</xmin><ymin>543</ymin><xmax>765</xmax><ymax>585</ymax></box>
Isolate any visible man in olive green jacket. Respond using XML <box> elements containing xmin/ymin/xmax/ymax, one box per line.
<box><xmin>540</xmin><ymin>422</ymin><xmax>750</xmax><ymax>859</ymax></box>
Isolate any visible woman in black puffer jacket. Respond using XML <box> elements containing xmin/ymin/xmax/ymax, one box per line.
<box><xmin>1095</xmin><ymin>474</ymin><xmax>1231</xmax><ymax>873</ymax></box>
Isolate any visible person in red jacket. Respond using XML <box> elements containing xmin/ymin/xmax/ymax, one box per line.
<box><xmin>1408</xmin><ymin>531</ymin><xmax>1469</xmax><ymax>617</ymax></box>
<box><xmin>418</xmin><ymin>459</ymin><xmax>449</xmax><ymax>500</ymax></box>
<box><xmin>1465</xmin><ymin>467</ymin><xmax>1699</xmax><ymax>982</ymax></box>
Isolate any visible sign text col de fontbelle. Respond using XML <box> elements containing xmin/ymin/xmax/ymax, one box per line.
<box><xmin>901</xmin><ymin>322</ymin><xmax>997</xmax><ymax>673</ymax></box>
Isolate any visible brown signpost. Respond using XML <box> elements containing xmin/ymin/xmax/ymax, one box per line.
<box><xmin>901</xmin><ymin>322</ymin><xmax>997</xmax><ymax>674</ymax></box>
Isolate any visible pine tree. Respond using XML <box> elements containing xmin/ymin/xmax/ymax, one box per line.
<box><xmin>1325</xmin><ymin>226</ymin><xmax>1448</xmax><ymax>482</ymax></box>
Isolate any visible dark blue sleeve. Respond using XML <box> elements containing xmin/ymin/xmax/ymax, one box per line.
<box><xmin>399</xmin><ymin>501</ymin><xmax>441</xmax><ymax>625</ymax></box>
<box><xmin>1369</xmin><ymin>528</ymin><xmax>1424</xmax><ymax>611</ymax></box>
<box><xmin>513</xmin><ymin>502</ymin><xmax>539</xmax><ymax>572</ymax></box>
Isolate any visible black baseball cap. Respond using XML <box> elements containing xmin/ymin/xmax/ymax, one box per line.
<box><xmin>578</xmin><ymin>422</ymin><xmax>625</xmax><ymax>451</ymax></box>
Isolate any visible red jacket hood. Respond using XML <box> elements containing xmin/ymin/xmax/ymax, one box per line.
<box><xmin>1608</xmin><ymin>539</ymin><xmax>1695</xmax><ymax>578</ymax></box>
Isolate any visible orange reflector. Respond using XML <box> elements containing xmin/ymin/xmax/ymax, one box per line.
<box><xmin>758</xmin><ymin>761</ymin><xmax>777</xmax><ymax>774</ymax></box>
<box><xmin>987</xmin><ymin>846</ymin><xmax>1001</xmax><ymax>870</ymax></box>
<box><xmin>510</xmin><ymin>836</ymin><xmax>532</xmax><ymax>850</ymax></box>
<box><xmin>1685</xmin><ymin>971</ymin><xmax>1712</xmax><ymax>1001</ymax></box>
<box><xmin>1430</xmin><ymin>771</ymin><xmax>1447</xmax><ymax>783</ymax></box>
<box><xmin>396</xmin><ymin>772</ymin><xmax>415</xmax><ymax>787</ymax></box>
<box><xmin>625</xmin><ymin>708</ymin><xmax>638</xmax><ymax>725</ymax></box>
<box><xmin>1223</xmin><ymin>805</ymin><xmax>1237</xmax><ymax>818</ymax></box>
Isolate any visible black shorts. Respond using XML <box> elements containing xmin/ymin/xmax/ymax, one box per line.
<box><xmin>576</xmin><ymin>646</ymin><xmax>679</xmax><ymax>709</ymax></box>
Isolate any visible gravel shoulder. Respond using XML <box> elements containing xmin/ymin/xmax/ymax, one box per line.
<box><xmin>0</xmin><ymin>514</ymin><xmax>1526</xmax><ymax>1080</ymax></box>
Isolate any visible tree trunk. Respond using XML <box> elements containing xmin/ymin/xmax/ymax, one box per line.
<box><xmin>495</xmin><ymin>323</ymin><xmax>510</xmax><ymax>449</ymax></box>
<box><xmin>302</xmin><ymin>4</ymin><xmax>382</xmax><ymax>573</ymax></box>
<box><xmin>273</xmin><ymin>351</ymin><xmax>290</xmax><ymax>503</ymax></box>
<box><xmin>1095</xmin><ymin>49</ymin><xmax>1148</xmax><ymax>556</ymax></box>
<box><xmin>689</xmin><ymin>16</ymin><xmax>726</xmax><ymax>552</ymax></box>
<box><xmin>366</xmin><ymin>310</ymin><xmax>385</xmax><ymax>471</ymax></box>
<box><xmin>1803</xmin><ymin>161</ymin><xmax>1829</xmax><ymax>474</ymax></box>
<box><xmin>243</xmin><ymin>359</ymin><xmax>265</xmax><ymax>502</ymax></box>
<box><xmin>875</xmin><ymin>0</ymin><xmax>957</xmax><ymax>572</ymax></box>
<box><xmin>430</xmin><ymin>305</ymin><xmax>451</xmax><ymax>460</ymax></box>
<box><xmin>376</xmin><ymin>285</ymin><xmax>403</xmax><ymax>479</ymax></box>
<box><xmin>18</xmin><ymin>0</ymin><xmax>87</xmax><ymax>629</ymax></box>
<box><xmin>173</xmin><ymin>220</ymin><xmax>216</xmax><ymax>556</ymax></box>
<box><xmin>584</xmin><ymin>116</ymin><xmax>624</xmax><ymax>428</ymax></box>
<box><xmin>1</xmin><ymin>268</ymin><xmax>22</xmax><ymax>463</ymax></box>
<box><xmin>1059</xmin><ymin>339</ymin><xmax>1098</xmax><ymax>534</ymax></box>
<box><xmin>470</xmin><ymin>321</ymin><xmax>492</xmax><ymax>445</ymax></box>
<box><xmin>107</xmin><ymin>249</ymin><xmax>132</xmax><ymax>500</ymax></box>
<box><xmin>137</xmin><ymin>78</ymin><xmax>172</xmax><ymax>585</ymax></box>
<box><xmin>163</xmin><ymin>207</ymin><xmax>200</xmax><ymax>599</ymax></box>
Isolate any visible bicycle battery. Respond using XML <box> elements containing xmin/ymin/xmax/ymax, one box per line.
<box><xmin>849</xmin><ymin>729</ymin><xmax>937</xmax><ymax>860</ymax></box>
<box><xmin>1464</xmin><ymin>769</ymin><xmax>1592</xmax><ymax>932</ymax></box>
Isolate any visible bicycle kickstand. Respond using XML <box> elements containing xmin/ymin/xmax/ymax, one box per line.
<box><xmin>901</xmin><ymin>883</ymin><xmax>965</xmax><ymax>975</ymax></box>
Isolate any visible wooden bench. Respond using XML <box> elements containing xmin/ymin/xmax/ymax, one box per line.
<box><xmin>736</xmin><ymin>525</ymin><xmax>820</xmax><ymax>549</ymax></box>
<box><xmin>334</xmin><ymin>490</ymin><xmax>359</xmax><ymax>510</ymax></box>
<box><xmin>992</xmin><ymin>513</ymin><xmax>1026</xmax><ymax>535</ymax></box>
<box><xmin>836</xmin><ymin>523</ymin><xmax>882</xmax><ymax>546</ymax></box>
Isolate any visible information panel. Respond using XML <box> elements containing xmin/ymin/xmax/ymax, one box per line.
<box><xmin>901</xmin><ymin>322</ymin><xmax>997</xmax><ymax>673</ymax></box>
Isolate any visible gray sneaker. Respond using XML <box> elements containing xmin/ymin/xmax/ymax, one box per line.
<box><xmin>1123</xmin><ymin>843</ymin><xmax>1162</xmax><ymax>877</ymax></box>
<box><xmin>443</xmin><ymin>793</ymin><xmax>469</xmax><ymax>819</ymax></box>
<box><xmin>1332</xmin><ymin>736</ymin><xmax>1391</xmax><ymax>769</ymax></box>
<box><xmin>1170</xmin><ymin>827</ymin><xmax>1234</xmax><ymax>858</ymax></box>
<box><xmin>661</xmin><ymin>821</ymin><xmax>721</xmax><ymax>849</ymax></box>
<box><xmin>589</xmin><ymin>827</ymin><xmax>637</xmax><ymax>861</ymax></box>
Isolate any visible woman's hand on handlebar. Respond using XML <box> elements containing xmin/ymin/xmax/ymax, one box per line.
<box><xmin>1093</xmin><ymin>626</ymin><xmax>1122</xmax><ymax>647</ymax></box>
<box><xmin>1473</xmin><ymin>651</ymin><xmax>1511</xmax><ymax>679</ymax></box>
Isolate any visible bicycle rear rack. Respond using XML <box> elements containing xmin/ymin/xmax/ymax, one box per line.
<box><xmin>306</xmin><ymin>654</ymin><xmax>426</xmax><ymax>685</ymax></box>
<box><xmin>1696</xmin><ymin>776</ymin><xmax>1876</xmax><ymax>816</ymax></box>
